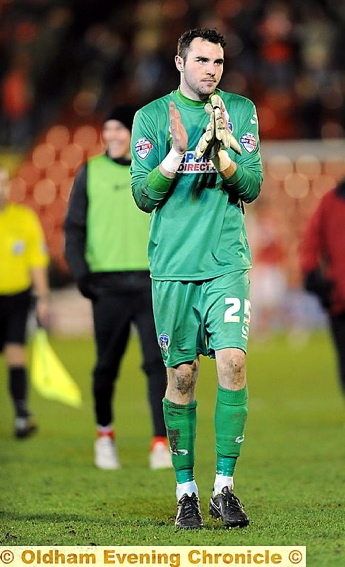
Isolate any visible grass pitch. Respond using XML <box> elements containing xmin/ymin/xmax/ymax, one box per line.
<box><xmin>0</xmin><ymin>331</ymin><xmax>344</xmax><ymax>566</ymax></box>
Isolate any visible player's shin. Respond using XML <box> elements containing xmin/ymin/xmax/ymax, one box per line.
<box><xmin>163</xmin><ymin>398</ymin><xmax>197</xmax><ymax>484</ymax></box>
<box><xmin>214</xmin><ymin>384</ymin><xmax>248</xmax><ymax>484</ymax></box>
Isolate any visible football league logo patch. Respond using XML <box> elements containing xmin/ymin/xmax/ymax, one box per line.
<box><xmin>240</xmin><ymin>132</ymin><xmax>257</xmax><ymax>153</ymax></box>
<box><xmin>12</xmin><ymin>240</ymin><xmax>25</xmax><ymax>255</ymax></box>
<box><xmin>135</xmin><ymin>138</ymin><xmax>153</xmax><ymax>159</ymax></box>
<box><xmin>158</xmin><ymin>333</ymin><xmax>170</xmax><ymax>353</ymax></box>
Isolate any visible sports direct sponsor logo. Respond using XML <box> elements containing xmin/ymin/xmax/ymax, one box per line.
<box><xmin>240</xmin><ymin>132</ymin><xmax>257</xmax><ymax>153</ymax></box>
<box><xmin>136</xmin><ymin>146</ymin><xmax>217</xmax><ymax>173</ymax></box>
<box><xmin>176</xmin><ymin>152</ymin><xmax>216</xmax><ymax>174</ymax></box>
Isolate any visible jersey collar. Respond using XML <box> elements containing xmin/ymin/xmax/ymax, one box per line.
<box><xmin>175</xmin><ymin>87</ymin><xmax>221</xmax><ymax>107</ymax></box>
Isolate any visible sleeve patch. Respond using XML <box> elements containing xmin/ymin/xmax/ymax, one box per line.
<box><xmin>240</xmin><ymin>132</ymin><xmax>257</xmax><ymax>153</ymax></box>
<box><xmin>135</xmin><ymin>138</ymin><xmax>153</xmax><ymax>159</ymax></box>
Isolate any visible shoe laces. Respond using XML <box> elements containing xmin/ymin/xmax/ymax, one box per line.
<box><xmin>179</xmin><ymin>493</ymin><xmax>200</xmax><ymax>518</ymax></box>
<box><xmin>221</xmin><ymin>487</ymin><xmax>242</xmax><ymax>509</ymax></box>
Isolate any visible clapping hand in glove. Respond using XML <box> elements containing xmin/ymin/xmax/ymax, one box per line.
<box><xmin>194</xmin><ymin>103</ymin><xmax>220</xmax><ymax>160</ymax></box>
<box><xmin>194</xmin><ymin>94</ymin><xmax>242</xmax><ymax>161</ymax></box>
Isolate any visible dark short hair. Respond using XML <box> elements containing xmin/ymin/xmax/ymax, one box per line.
<box><xmin>177</xmin><ymin>28</ymin><xmax>226</xmax><ymax>61</ymax></box>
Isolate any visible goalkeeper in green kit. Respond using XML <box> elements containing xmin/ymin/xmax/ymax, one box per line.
<box><xmin>131</xmin><ymin>28</ymin><xmax>263</xmax><ymax>529</ymax></box>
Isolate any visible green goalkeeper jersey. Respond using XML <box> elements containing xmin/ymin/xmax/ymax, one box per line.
<box><xmin>131</xmin><ymin>88</ymin><xmax>263</xmax><ymax>281</ymax></box>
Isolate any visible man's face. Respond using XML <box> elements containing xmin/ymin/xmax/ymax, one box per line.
<box><xmin>102</xmin><ymin>120</ymin><xmax>131</xmax><ymax>159</ymax></box>
<box><xmin>176</xmin><ymin>37</ymin><xmax>224</xmax><ymax>101</ymax></box>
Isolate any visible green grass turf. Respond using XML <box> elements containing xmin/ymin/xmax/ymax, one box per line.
<box><xmin>0</xmin><ymin>331</ymin><xmax>344</xmax><ymax>566</ymax></box>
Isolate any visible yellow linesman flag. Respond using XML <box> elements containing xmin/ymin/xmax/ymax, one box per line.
<box><xmin>30</xmin><ymin>328</ymin><xmax>82</xmax><ymax>407</ymax></box>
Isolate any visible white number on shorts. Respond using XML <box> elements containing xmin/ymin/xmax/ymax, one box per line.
<box><xmin>224</xmin><ymin>297</ymin><xmax>241</xmax><ymax>322</ymax></box>
<box><xmin>243</xmin><ymin>299</ymin><xmax>251</xmax><ymax>325</ymax></box>
<box><xmin>224</xmin><ymin>297</ymin><xmax>251</xmax><ymax>325</ymax></box>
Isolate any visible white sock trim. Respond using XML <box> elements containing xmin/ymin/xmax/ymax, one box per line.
<box><xmin>97</xmin><ymin>424</ymin><xmax>114</xmax><ymax>434</ymax></box>
<box><xmin>176</xmin><ymin>481</ymin><xmax>198</xmax><ymax>500</ymax></box>
<box><xmin>213</xmin><ymin>474</ymin><xmax>234</xmax><ymax>495</ymax></box>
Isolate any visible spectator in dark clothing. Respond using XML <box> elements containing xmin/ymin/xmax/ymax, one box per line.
<box><xmin>300</xmin><ymin>179</ymin><xmax>345</xmax><ymax>396</ymax></box>
<box><xmin>64</xmin><ymin>105</ymin><xmax>172</xmax><ymax>470</ymax></box>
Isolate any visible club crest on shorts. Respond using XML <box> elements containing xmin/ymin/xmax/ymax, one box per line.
<box><xmin>158</xmin><ymin>333</ymin><xmax>170</xmax><ymax>353</ymax></box>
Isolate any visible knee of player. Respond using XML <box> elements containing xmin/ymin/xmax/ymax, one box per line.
<box><xmin>170</xmin><ymin>360</ymin><xmax>198</xmax><ymax>395</ymax></box>
<box><xmin>217</xmin><ymin>350</ymin><xmax>247</xmax><ymax>388</ymax></box>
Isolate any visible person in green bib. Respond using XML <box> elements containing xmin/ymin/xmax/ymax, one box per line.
<box><xmin>131</xmin><ymin>28</ymin><xmax>263</xmax><ymax>528</ymax></box>
<box><xmin>64</xmin><ymin>105</ymin><xmax>171</xmax><ymax>471</ymax></box>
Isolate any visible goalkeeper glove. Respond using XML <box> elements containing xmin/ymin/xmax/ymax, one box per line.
<box><xmin>194</xmin><ymin>95</ymin><xmax>242</xmax><ymax>161</ymax></box>
<box><xmin>210</xmin><ymin>94</ymin><xmax>242</xmax><ymax>156</ymax></box>
<box><xmin>194</xmin><ymin>106</ymin><xmax>219</xmax><ymax>160</ymax></box>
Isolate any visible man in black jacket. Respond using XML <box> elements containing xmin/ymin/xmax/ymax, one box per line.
<box><xmin>64</xmin><ymin>105</ymin><xmax>171</xmax><ymax>470</ymax></box>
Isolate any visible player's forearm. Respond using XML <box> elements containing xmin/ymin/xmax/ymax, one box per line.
<box><xmin>213</xmin><ymin>151</ymin><xmax>262</xmax><ymax>203</ymax></box>
<box><xmin>132</xmin><ymin>166</ymin><xmax>176</xmax><ymax>213</ymax></box>
<box><xmin>222</xmin><ymin>163</ymin><xmax>262</xmax><ymax>203</ymax></box>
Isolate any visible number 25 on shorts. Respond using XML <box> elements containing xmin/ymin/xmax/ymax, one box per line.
<box><xmin>224</xmin><ymin>297</ymin><xmax>251</xmax><ymax>340</ymax></box>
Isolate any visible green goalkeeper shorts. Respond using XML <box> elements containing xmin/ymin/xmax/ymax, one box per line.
<box><xmin>152</xmin><ymin>271</ymin><xmax>251</xmax><ymax>367</ymax></box>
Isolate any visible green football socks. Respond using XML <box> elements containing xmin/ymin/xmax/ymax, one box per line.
<box><xmin>163</xmin><ymin>385</ymin><xmax>248</xmax><ymax>488</ymax></box>
<box><xmin>163</xmin><ymin>398</ymin><xmax>197</xmax><ymax>484</ymax></box>
<box><xmin>215</xmin><ymin>384</ymin><xmax>248</xmax><ymax>476</ymax></box>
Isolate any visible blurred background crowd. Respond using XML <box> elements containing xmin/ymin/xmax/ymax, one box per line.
<box><xmin>1</xmin><ymin>0</ymin><xmax>345</xmax><ymax>337</ymax></box>
<box><xmin>1</xmin><ymin>0</ymin><xmax>345</xmax><ymax>148</ymax></box>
